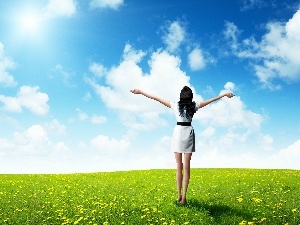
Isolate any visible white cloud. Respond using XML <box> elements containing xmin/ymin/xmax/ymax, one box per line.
<box><xmin>240</xmin><ymin>0</ymin><xmax>267</xmax><ymax>11</ymax></box>
<box><xmin>0</xmin><ymin>96</ymin><xmax>22</xmax><ymax>112</ymax></box>
<box><xmin>224</xmin><ymin>9</ymin><xmax>300</xmax><ymax>89</ymax></box>
<box><xmin>192</xmin><ymin>82</ymin><xmax>269</xmax><ymax>160</ymax></box>
<box><xmin>224</xmin><ymin>81</ymin><xmax>235</xmax><ymax>91</ymax></box>
<box><xmin>188</xmin><ymin>47</ymin><xmax>206</xmax><ymax>71</ymax></box>
<box><xmin>91</xmin><ymin>135</ymin><xmax>130</xmax><ymax>153</ymax></box>
<box><xmin>12</xmin><ymin>125</ymin><xmax>51</xmax><ymax>156</ymax></box>
<box><xmin>89</xmin><ymin>0</ymin><xmax>124</xmax><ymax>9</ymax></box>
<box><xmin>74</xmin><ymin>108</ymin><xmax>107</xmax><ymax>124</ymax></box>
<box><xmin>76</xmin><ymin>108</ymin><xmax>89</xmax><ymax>121</ymax></box>
<box><xmin>0</xmin><ymin>123</ymin><xmax>70</xmax><ymax>159</ymax></box>
<box><xmin>0</xmin><ymin>86</ymin><xmax>49</xmax><ymax>115</ymax></box>
<box><xmin>86</xmin><ymin>44</ymin><xmax>197</xmax><ymax>132</ymax></box>
<box><xmin>200</xmin><ymin>126</ymin><xmax>215</xmax><ymax>138</ymax></box>
<box><xmin>45</xmin><ymin>119</ymin><xmax>66</xmax><ymax>135</ymax></box>
<box><xmin>91</xmin><ymin>115</ymin><xmax>107</xmax><ymax>124</ymax></box>
<box><xmin>162</xmin><ymin>21</ymin><xmax>186</xmax><ymax>53</ymax></box>
<box><xmin>82</xmin><ymin>92</ymin><xmax>92</xmax><ymax>101</ymax></box>
<box><xmin>45</xmin><ymin>0</ymin><xmax>77</xmax><ymax>18</ymax></box>
<box><xmin>53</xmin><ymin>142</ymin><xmax>70</xmax><ymax>158</ymax></box>
<box><xmin>195</xmin><ymin>82</ymin><xmax>263</xmax><ymax>129</ymax></box>
<box><xmin>89</xmin><ymin>62</ymin><xmax>107</xmax><ymax>78</ymax></box>
<box><xmin>192</xmin><ymin>139</ymin><xmax>300</xmax><ymax>170</ymax></box>
<box><xmin>0</xmin><ymin>42</ymin><xmax>17</xmax><ymax>87</ymax></box>
<box><xmin>54</xmin><ymin>64</ymin><xmax>75</xmax><ymax>87</ymax></box>
<box><xmin>18</xmin><ymin>86</ymin><xmax>49</xmax><ymax>115</ymax></box>
<box><xmin>271</xmin><ymin>140</ymin><xmax>300</xmax><ymax>168</ymax></box>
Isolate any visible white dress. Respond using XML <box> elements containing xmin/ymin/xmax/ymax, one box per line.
<box><xmin>170</xmin><ymin>102</ymin><xmax>199</xmax><ymax>153</ymax></box>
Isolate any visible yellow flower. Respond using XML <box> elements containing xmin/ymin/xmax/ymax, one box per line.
<box><xmin>292</xmin><ymin>208</ymin><xmax>297</xmax><ymax>213</ymax></box>
<box><xmin>248</xmin><ymin>222</ymin><xmax>254</xmax><ymax>225</ymax></box>
<box><xmin>237</xmin><ymin>197</ymin><xmax>243</xmax><ymax>203</ymax></box>
<box><xmin>184</xmin><ymin>222</ymin><xmax>189</xmax><ymax>225</ymax></box>
<box><xmin>239</xmin><ymin>221</ymin><xmax>246</xmax><ymax>225</ymax></box>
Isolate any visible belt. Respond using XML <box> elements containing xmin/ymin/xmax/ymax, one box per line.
<box><xmin>177</xmin><ymin>122</ymin><xmax>191</xmax><ymax>126</ymax></box>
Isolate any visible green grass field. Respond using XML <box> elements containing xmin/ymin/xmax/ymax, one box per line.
<box><xmin>0</xmin><ymin>169</ymin><xmax>299</xmax><ymax>225</ymax></box>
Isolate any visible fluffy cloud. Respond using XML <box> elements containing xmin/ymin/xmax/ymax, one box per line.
<box><xmin>54</xmin><ymin>64</ymin><xmax>76</xmax><ymax>87</ymax></box>
<box><xmin>162</xmin><ymin>21</ymin><xmax>186</xmax><ymax>53</ymax></box>
<box><xmin>271</xmin><ymin>140</ymin><xmax>300</xmax><ymax>168</ymax></box>
<box><xmin>224</xmin><ymin>9</ymin><xmax>300</xmax><ymax>89</ymax></box>
<box><xmin>76</xmin><ymin>108</ymin><xmax>89</xmax><ymax>121</ymax></box>
<box><xmin>192</xmin><ymin>139</ymin><xmax>300</xmax><ymax>170</ymax></box>
<box><xmin>86</xmin><ymin>43</ymin><xmax>196</xmax><ymax>132</ymax></box>
<box><xmin>86</xmin><ymin>43</ymin><xmax>268</xmax><ymax>162</ymax></box>
<box><xmin>45</xmin><ymin>0</ymin><xmax>77</xmax><ymax>18</ymax></box>
<box><xmin>45</xmin><ymin>119</ymin><xmax>66</xmax><ymax>136</ymax></box>
<box><xmin>91</xmin><ymin>135</ymin><xmax>130</xmax><ymax>153</ymax></box>
<box><xmin>188</xmin><ymin>47</ymin><xmax>206</xmax><ymax>71</ymax></box>
<box><xmin>0</xmin><ymin>86</ymin><xmax>49</xmax><ymax>115</ymax></box>
<box><xmin>75</xmin><ymin>108</ymin><xmax>107</xmax><ymax>124</ymax></box>
<box><xmin>0</xmin><ymin>42</ymin><xmax>17</xmax><ymax>87</ymax></box>
<box><xmin>89</xmin><ymin>62</ymin><xmax>107</xmax><ymax>78</ymax></box>
<box><xmin>89</xmin><ymin>0</ymin><xmax>124</xmax><ymax>9</ymax></box>
<box><xmin>91</xmin><ymin>115</ymin><xmax>107</xmax><ymax>124</ymax></box>
<box><xmin>0</xmin><ymin>123</ymin><xmax>70</xmax><ymax>158</ymax></box>
<box><xmin>192</xmin><ymin>82</ymin><xmax>269</xmax><ymax>160</ymax></box>
<box><xmin>195</xmin><ymin>82</ymin><xmax>263</xmax><ymax>129</ymax></box>
<box><xmin>240</xmin><ymin>0</ymin><xmax>267</xmax><ymax>11</ymax></box>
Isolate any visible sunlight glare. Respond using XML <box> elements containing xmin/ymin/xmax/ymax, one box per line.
<box><xmin>19</xmin><ymin>13</ymin><xmax>41</xmax><ymax>35</ymax></box>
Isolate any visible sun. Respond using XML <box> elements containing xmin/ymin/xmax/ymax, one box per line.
<box><xmin>22</xmin><ymin>14</ymin><xmax>38</xmax><ymax>31</ymax></box>
<box><xmin>19</xmin><ymin>12</ymin><xmax>42</xmax><ymax>36</ymax></box>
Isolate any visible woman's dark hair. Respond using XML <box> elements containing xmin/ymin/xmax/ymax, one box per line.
<box><xmin>178</xmin><ymin>86</ymin><xmax>196</xmax><ymax>119</ymax></box>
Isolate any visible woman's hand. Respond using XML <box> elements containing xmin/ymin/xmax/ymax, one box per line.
<box><xmin>130</xmin><ymin>89</ymin><xmax>142</xmax><ymax>94</ymax></box>
<box><xmin>224</xmin><ymin>93</ymin><xmax>235</xmax><ymax>98</ymax></box>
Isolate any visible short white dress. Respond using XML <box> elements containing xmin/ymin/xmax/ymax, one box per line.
<box><xmin>170</xmin><ymin>102</ymin><xmax>199</xmax><ymax>153</ymax></box>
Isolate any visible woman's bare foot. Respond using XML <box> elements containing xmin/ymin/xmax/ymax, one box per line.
<box><xmin>177</xmin><ymin>195</ymin><xmax>182</xmax><ymax>202</ymax></box>
<box><xmin>180</xmin><ymin>197</ymin><xmax>187</xmax><ymax>205</ymax></box>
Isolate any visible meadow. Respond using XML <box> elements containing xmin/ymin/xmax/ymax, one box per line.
<box><xmin>0</xmin><ymin>169</ymin><xmax>299</xmax><ymax>225</ymax></box>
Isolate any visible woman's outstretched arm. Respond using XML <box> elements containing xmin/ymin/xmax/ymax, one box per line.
<box><xmin>130</xmin><ymin>89</ymin><xmax>171</xmax><ymax>108</ymax></box>
<box><xmin>199</xmin><ymin>93</ymin><xmax>234</xmax><ymax>108</ymax></box>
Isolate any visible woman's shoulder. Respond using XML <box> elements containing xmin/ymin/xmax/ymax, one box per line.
<box><xmin>170</xmin><ymin>101</ymin><xmax>178</xmax><ymax>108</ymax></box>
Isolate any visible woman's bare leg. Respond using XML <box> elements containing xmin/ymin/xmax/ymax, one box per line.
<box><xmin>174</xmin><ymin>153</ymin><xmax>183</xmax><ymax>201</ymax></box>
<box><xmin>181</xmin><ymin>153</ymin><xmax>192</xmax><ymax>204</ymax></box>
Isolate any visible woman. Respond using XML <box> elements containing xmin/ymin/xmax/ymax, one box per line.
<box><xmin>130</xmin><ymin>86</ymin><xmax>234</xmax><ymax>204</ymax></box>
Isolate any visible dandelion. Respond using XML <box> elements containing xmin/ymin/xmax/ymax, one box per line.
<box><xmin>251</xmin><ymin>198</ymin><xmax>262</xmax><ymax>203</ymax></box>
<box><xmin>239</xmin><ymin>221</ymin><xmax>246</xmax><ymax>225</ymax></box>
<box><xmin>184</xmin><ymin>222</ymin><xmax>189</xmax><ymax>225</ymax></box>
<box><xmin>237</xmin><ymin>197</ymin><xmax>243</xmax><ymax>203</ymax></box>
<box><xmin>292</xmin><ymin>208</ymin><xmax>297</xmax><ymax>213</ymax></box>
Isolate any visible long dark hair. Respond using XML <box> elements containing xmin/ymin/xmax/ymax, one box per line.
<box><xmin>178</xmin><ymin>86</ymin><xmax>196</xmax><ymax>119</ymax></box>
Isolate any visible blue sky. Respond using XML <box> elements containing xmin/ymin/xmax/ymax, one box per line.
<box><xmin>0</xmin><ymin>0</ymin><xmax>300</xmax><ymax>173</ymax></box>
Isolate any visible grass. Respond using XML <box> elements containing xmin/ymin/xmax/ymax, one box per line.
<box><xmin>0</xmin><ymin>168</ymin><xmax>300</xmax><ymax>225</ymax></box>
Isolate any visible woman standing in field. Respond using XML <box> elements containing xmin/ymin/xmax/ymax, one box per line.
<box><xmin>130</xmin><ymin>86</ymin><xmax>234</xmax><ymax>204</ymax></box>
